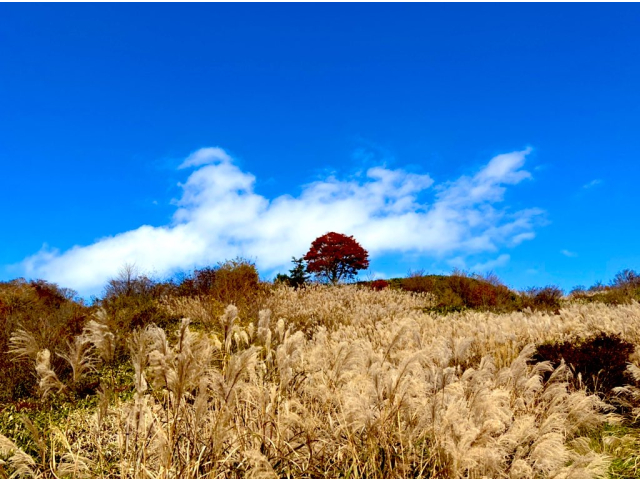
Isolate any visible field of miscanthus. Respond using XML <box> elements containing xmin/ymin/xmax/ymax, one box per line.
<box><xmin>1</xmin><ymin>270</ymin><xmax>640</xmax><ymax>478</ymax></box>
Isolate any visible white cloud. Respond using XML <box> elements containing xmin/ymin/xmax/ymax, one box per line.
<box><xmin>561</xmin><ymin>249</ymin><xmax>578</xmax><ymax>258</ymax></box>
<box><xmin>583</xmin><ymin>179</ymin><xmax>602</xmax><ymax>189</ymax></box>
<box><xmin>471</xmin><ymin>254</ymin><xmax>511</xmax><ymax>272</ymax></box>
<box><xmin>511</xmin><ymin>232</ymin><xmax>536</xmax><ymax>245</ymax></box>
<box><xmin>178</xmin><ymin>147</ymin><xmax>232</xmax><ymax>169</ymax></box>
<box><xmin>21</xmin><ymin>147</ymin><xmax>543</xmax><ymax>295</ymax></box>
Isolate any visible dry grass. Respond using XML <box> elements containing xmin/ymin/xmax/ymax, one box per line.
<box><xmin>2</xmin><ymin>285</ymin><xmax>640</xmax><ymax>478</ymax></box>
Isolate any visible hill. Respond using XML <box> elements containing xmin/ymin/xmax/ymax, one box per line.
<box><xmin>0</xmin><ymin>264</ymin><xmax>639</xmax><ymax>478</ymax></box>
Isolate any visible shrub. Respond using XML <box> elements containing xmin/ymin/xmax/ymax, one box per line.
<box><xmin>570</xmin><ymin>270</ymin><xmax>640</xmax><ymax>306</ymax></box>
<box><xmin>570</xmin><ymin>285</ymin><xmax>587</xmax><ymax>296</ymax></box>
<box><xmin>612</xmin><ymin>269</ymin><xmax>640</xmax><ymax>290</ymax></box>
<box><xmin>103</xmin><ymin>264</ymin><xmax>156</xmax><ymax>300</ymax></box>
<box><xmin>0</xmin><ymin>279</ymin><xmax>88</xmax><ymax>402</ymax></box>
<box><xmin>399</xmin><ymin>272</ymin><xmax>520</xmax><ymax>313</ymax></box>
<box><xmin>369</xmin><ymin>279</ymin><xmax>389</xmax><ymax>291</ymax></box>
<box><xmin>521</xmin><ymin>285</ymin><xmax>564</xmax><ymax>312</ymax></box>
<box><xmin>171</xmin><ymin>258</ymin><xmax>268</xmax><ymax>326</ymax></box>
<box><xmin>401</xmin><ymin>270</ymin><xmax>435</xmax><ymax>293</ymax></box>
<box><xmin>175</xmin><ymin>266</ymin><xmax>217</xmax><ymax>297</ymax></box>
<box><xmin>574</xmin><ymin>288</ymin><xmax>633</xmax><ymax>306</ymax></box>
<box><xmin>100</xmin><ymin>269</ymin><xmax>173</xmax><ymax>333</ymax></box>
<box><xmin>533</xmin><ymin>332</ymin><xmax>636</xmax><ymax>399</ymax></box>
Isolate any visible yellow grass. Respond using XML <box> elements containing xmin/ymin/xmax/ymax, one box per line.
<box><xmin>3</xmin><ymin>285</ymin><xmax>640</xmax><ymax>478</ymax></box>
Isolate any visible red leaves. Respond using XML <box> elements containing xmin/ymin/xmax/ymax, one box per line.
<box><xmin>303</xmin><ymin>232</ymin><xmax>369</xmax><ymax>284</ymax></box>
<box><xmin>370</xmin><ymin>279</ymin><xmax>389</xmax><ymax>291</ymax></box>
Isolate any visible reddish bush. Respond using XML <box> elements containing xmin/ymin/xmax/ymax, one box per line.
<box><xmin>370</xmin><ymin>279</ymin><xmax>389</xmax><ymax>291</ymax></box>
<box><xmin>467</xmin><ymin>282</ymin><xmax>499</xmax><ymax>308</ymax></box>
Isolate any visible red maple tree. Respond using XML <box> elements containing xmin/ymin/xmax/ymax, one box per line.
<box><xmin>303</xmin><ymin>232</ymin><xmax>369</xmax><ymax>284</ymax></box>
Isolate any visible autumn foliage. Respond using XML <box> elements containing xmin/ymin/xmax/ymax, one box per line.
<box><xmin>303</xmin><ymin>232</ymin><xmax>369</xmax><ymax>284</ymax></box>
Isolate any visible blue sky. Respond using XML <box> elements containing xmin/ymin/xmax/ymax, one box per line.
<box><xmin>2</xmin><ymin>3</ymin><xmax>640</xmax><ymax>296</ymax></box>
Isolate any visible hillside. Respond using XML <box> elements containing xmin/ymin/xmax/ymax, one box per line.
<box><xmin>1</xmin><ymin>265</ymin><xmax>640</xmax><ymax>478</ymax></box>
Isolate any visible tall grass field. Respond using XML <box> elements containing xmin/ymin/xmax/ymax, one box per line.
<box><xmin>1</xmin><ymin>263</ymin><xmax>640</xmax><ymax>478</ymax></box>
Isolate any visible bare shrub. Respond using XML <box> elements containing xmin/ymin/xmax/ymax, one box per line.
<box><xmin>522</xmin><ymin>285</ymin><xmax>564</xmax><ymax>312</ymax></box>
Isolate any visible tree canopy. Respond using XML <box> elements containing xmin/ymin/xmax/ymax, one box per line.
<box><xmin>303</xmin><ymin>232</ymin><xmax>369</xmax><ymax>284</ymax></box>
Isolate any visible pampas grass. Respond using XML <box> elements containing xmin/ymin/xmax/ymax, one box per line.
<box><xmin>83</xmin><ymin>308</ymin><xmax>116</xmax><ymax>364</ymax></box>
<box><xmin>58</xmin><ymin>336</ymin><xmax>96</xmax><ymax>385</ymax></box>
<box><xmin>8</xmin><ymin>327</ymin><xmax>40</xmax><ymax>362</ymax></box>
<box><xmin>2</xmin><ymin>284</ymin><xmax>639</xmax><ymax>478</ymax></box>
<box><xmin>35</xmin><ymin>349</ymin><xmax>66</xmax><ymax>398</ymax></box>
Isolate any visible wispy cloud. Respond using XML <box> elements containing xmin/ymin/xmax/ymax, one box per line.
<box><xmin>447</xmin><ymin>253</ymin><xmax>511</xmax><ymax>274</ymax></box>
<box><xmin>582</xmin><ymin>179</ymin><xmax>602</xmax><ymax>189</ymax></box>
<box><xmin>178</xmin><ymin>147</ymin><xmax>231</xmax><ymax>169</ymax></box>
<box><xmin>20</xmin><ymin>147</ymin><xmax>543</xmax><ymax>295</ymax></box>
<box><xmin>561</xmin><ymin>249</ymin><xmax>578</xmax><ymax>258</ymax></box>
<box><xmin>471</xmin><ymin>254</ymin><xmax>511</xmax><ymax>272</ymax></box>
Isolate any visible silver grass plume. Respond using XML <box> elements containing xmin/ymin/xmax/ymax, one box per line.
<box><xmin>35</xmin><ymin>349</ymin><xmax>65</xmax><ymax>398</ymax></box>
<box><xmin>212</xmin><ymin>347</ymin><xmax>258</xmax><ymax>405</ymax></box>
<box><xmin>8</xmin><ymin>327</ymin><xmax>39</xmax><ymax>362</ymax></box>
<box><xmin>83</xmin><ymin>308</ymin><xmax>116</xmax><ymax>364</ymax></box>
<box><xmin>56</xmin><ymin>452</ymin><xmax>93</xmax><ymax>479</ymax></box>
<box><xmin>257</xmin><ymin>308</ymin><xmax>274</xmax><ymax>365</ymax></box>
<box><xmin>0</xmin><ymin>433</ymin><xmax>17</xmax><ymax>457</ymax></box>
<box><xmin>57</xmin><ymin>336</ymin><xmax>96</xmax><ymax>385</ymax></box>
<box><xmin>0</xmin><ymin>433</ymin><xmax>39</xmax><ymax>479</ymax></box>
<box><xmin>127</xmin><ymin>327</ymin><xmax>153</xmax><ymax>394</ymax></box>
<box><xmin>275</xmin><ymin>330</ymin><xmax>305</xmax><ymax>392</ymax></box>
<box><xmin>146</xmin><ymin>318</ymin><xmax>212</xmax><ymax>396</ymax></box>
<box><xmin>124</xmin><ymin>326</ymin><xmax>155</xmax><ymax>464</ymax></box>
<box><xmin>220</xmin><ymin>304</ymin><xmax>238</xmax><ymax>354</ymax></box>
<box><xmin>6</xmin><ymin>450</ymin><xmax>39</xmax><ymax>479</ymax></box>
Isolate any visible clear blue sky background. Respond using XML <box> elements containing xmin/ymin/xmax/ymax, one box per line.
<box><xmin>2</xmin><ymin>3</ymin><xmax>639</xmax><ymax>296</ymax></box>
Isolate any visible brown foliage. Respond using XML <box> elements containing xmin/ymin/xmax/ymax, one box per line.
<box><xmin>399</xmin><ymin>272</ymin><xmax>521</xmax><ymax>313</ymax></box>
<box><xmin>0</xmin><ymin>279</ymin><xmax>88</xmax><ymax>402</ymax></box>
<box><xmin>520</xmin><ymin>285</ymin><xmax>564</xmax><ymax>313</ymax></box>
<box><xmin>172</xmin><ymin>258</ymin><xmax>269</xmax><ymax>324</ymax></box>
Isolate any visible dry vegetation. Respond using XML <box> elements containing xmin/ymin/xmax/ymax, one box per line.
<box><xmin>1</xmin><ymin>266</ymin><xmax>640</xmax><ymax>478</ymax></box>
